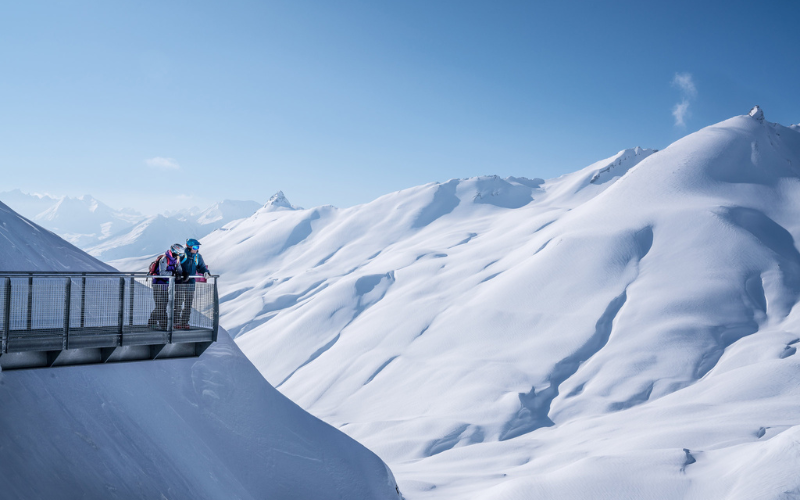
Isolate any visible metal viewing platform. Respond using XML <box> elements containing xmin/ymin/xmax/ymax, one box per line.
<box><xmin>0</xmin><ymin>272</ymin><xmax>219</xmax><ymax>370</ymax></box>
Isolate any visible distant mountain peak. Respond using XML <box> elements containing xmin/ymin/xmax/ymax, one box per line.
<box><xmin>749</xmin><ymin>105</ymin><xmax>764</xmax><ymax>122</ymax></box>
<box><xmin>263</xmin><ymin>191</ymin><xmax>299</xmax><ymax>211</ymax></box>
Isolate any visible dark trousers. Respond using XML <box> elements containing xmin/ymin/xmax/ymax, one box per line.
<box><xmin>148</xmin><ymin>283</ymin><xmax>169</xmax><ymax>328</ymax></box>
<box><xmin>175</xmin><ymin>284</ymin><xmax>195</xmax><ymax>326</ymax></box>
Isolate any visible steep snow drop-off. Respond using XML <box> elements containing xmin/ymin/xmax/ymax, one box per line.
<box><xmin>0</xmin><ymin>204</ymin><xmax>401</xmax><ymax>500</ymax></box>
<box><xmin>0</xmin><ymin>330</ymin><xmax>400</xmax><ymax>500</ymax></box>
<box><xmin>203</xmin><ymin>110</ymin><xmax>800</xmax><ymax>499</ymax></box>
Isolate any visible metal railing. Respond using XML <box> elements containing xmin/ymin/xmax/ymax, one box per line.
<box><xmin>0</xmin><ymin>272</ymin><xmax>219</xmax><ymax>370</ymax></box>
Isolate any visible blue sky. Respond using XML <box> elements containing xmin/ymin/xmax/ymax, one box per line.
<box><xmin>1</xmin><ymin>0</ymin><xmax>798</xmax><ymax>214</ymax></box>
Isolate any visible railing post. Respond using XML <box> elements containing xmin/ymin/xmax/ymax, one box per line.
<box><xmin>128</xmin><ymin>276</ymin><xmax>135</xmax><ymax>327</ymax></box>
<box><xmin>26</xmin><ymin>274</ymin><xmax>33</xmax><ymax>331</ymax></box>
<box><xmin>166</xmin><ymin>277</ymin><xmax>175</xmax><ymax>343</ymax></box>
<box><xmin>63</xmin><ymin>278</ymin><xmax>72</xmax><ymax>350</ymax></box>
<box><xmin>3</xmin><ymin>277</ymin><xmax>11</xmax><ymax>354</ymax></box>
<box><xmin>117</xmin><ymin>277</ymin><xmax>125</xmax><ymax>337</ymax></box>
<box><xmin>212</xmin><ymin>277</ymin><xmax>219</xmax><ymax>342</ymax></box>
<box><xmin>80</xmin><ymin>274</ymin><xmax>86</xmax><ymax>328</ymax></box>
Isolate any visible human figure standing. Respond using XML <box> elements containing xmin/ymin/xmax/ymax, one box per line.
<box><xmin>175</xmin><ymin>238</ymin><xmax>211</xmax><ymax>329</ymax></box>
<box><xmin>148</xmin><ymin>243</ymin><xmax>184</xmax><ymax>329</ymax></box>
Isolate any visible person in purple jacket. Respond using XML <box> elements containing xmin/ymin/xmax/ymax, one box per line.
<box><xmin>147</xmin><ymin>243</ymin><xmax>184</xmax><ymax>329</ymax></box>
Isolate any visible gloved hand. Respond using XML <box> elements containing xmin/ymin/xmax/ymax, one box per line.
<box><xmin>203</xmin><ymin>272</ymin><xmax>211</xmax><ymax>279</ymax></box>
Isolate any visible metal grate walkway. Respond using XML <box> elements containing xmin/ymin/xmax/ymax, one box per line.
<box><xmin>0</xmin><ymin>272</ymin><xmax>219</xmax><ymax>369</ymax></box>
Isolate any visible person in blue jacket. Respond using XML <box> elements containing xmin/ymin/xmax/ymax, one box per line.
<box><xmin>175</xmin><ymin>238</ymin><xmax>211</xmax><ymax>329</ymax></box>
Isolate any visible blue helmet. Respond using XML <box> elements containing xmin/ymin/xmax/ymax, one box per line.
<box><xmin>186</xmin><ymin>238</ymin><xmax>201</xmax><ymax>247</ymax></box>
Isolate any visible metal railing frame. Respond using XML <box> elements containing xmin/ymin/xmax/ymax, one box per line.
<box><xmin>0</xmin><ymin>272</ymin><xmax>220</xmax><ymax>369</ymax></box>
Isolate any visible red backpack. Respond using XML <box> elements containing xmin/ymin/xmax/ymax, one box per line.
<box><xmin>148</xmin><ymin>254</ymin><xmax>165</xmax><ymax>276</ymax></box>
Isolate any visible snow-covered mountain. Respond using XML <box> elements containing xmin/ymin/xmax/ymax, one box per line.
<box><xmin>0</xmin><ymin>189</ymin><xmax>59</xmax><ymax>219</ymax></box>
<box><xmin>163</xmin><ymin>205</ymin><xmax>203</xmax><ymax>219</ymax></box>
<box><xmin>105</xmin><ymin>195</ymin><xmax>289</xmax><ymax>269</ymax></box>
<box><xmin>262</xmin><ymin>190</ymin><xmax>301</xmax><ymax>212</ymax></box>
<box><xmin>0</xmin><ymin>200</ymin><xmax>113</xmax><ymax>272</ymax></box>
<box><xmin>201</xmin><ymin>107</ymin><xmax>800</xmax><ymax>499</ymax></box>
<box><xmin>29</xmin><ymin>194</ymin><xmax>143</xmax><ymax>247</ymax></box>
<box><xmin>0</xmin><ymin>202</ymin><xmax>401</xmax><ymax>499</ymax></box>
<box><xmin>0</xmin><ymin>191</ymin><xmax>265</xmax><ymax>263</ymax></box>
<box><xmin>87</xmin><ymin>214</ymin><xmax>202</xmax><ymax>263</ymax></box>
<box><xmin>0</xmin><ymin>191</ymin><xmax>146</xmax><ymax>248</ymax></box>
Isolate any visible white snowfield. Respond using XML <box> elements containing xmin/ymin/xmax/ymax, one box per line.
<box><xmin>0</xmin><ymin>206</ymin><xmax>401</xmax><ymax>499</ymax></box>
<box><xmin>203</xmin><ymin>108</ymin><xmax>800</xmax><ymax>499</ymax></box>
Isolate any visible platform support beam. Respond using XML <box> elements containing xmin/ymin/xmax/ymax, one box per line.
<box><xmin>150</xmin><ymin>344</ymin><xmax>166</xmax><ymax>359</ymax></box>
<box><xmin>46</xmin><ymin>350</ymin><xmax>63</xmax><ymax>367</ymax></box>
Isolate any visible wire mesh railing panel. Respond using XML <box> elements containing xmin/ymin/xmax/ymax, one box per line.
<box><xmin>0</xmin><ymin>279</ymin><xmax>7</xmax><ymax>332</ymax></box>
<box><xmin>81</xmin><ymin>278</ymin><xmax>123</xmax><ymax>329</ymax></box>
<box><xmin>69</xmin><ymin>278</ymin><xmax>83</xmax><ymax>329</ymax></box>
<box><xmin>174</xmin><ymin>282</ymin><xmax>214</xmax><ymax>330</ymax></box>
<box><xmin>30</xmin><ymin>278</ymin><xmax>67</xmax><ymax>331</ymax></box>
<box><xmin>9</xmin><ymin>277</ymin><xmax>31</xmax><ymax>331</ymax></box>
<box><xmin>130</xmin><ymin>278</ymin><xmax>158</xmax><ymax>327</ymax></box>
<box><xmin>1</xmin><ymin>273</ymin><xmax>217</xmax><ymax>356</ymax></box>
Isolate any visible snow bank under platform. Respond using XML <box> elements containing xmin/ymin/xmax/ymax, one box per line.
<box><xmin>0</xmin><ymin>328</ymin><xmax>400</xmax><ymax>500</ymax></box>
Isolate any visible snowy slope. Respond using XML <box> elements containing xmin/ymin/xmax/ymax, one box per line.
<box><xmin>196</xmin><ymin>199</ymin><xmax>263</xmax><ymax>226</ymax></box>
<box><xmin>0</xmin><ymin>202</ymin><xmax>401</xmax><ymax>499</ymax></box>
<box><xmin>0</xmin><ymin>330</ymin><xmax>400</xmax><ymax>500</ymax></box>
<box><xmin>0</xmin><ymin>201</ymin><xmax>114</xmax><ymax>272</ymax></box>
<box><xmin>202</xmin><ymin>108</ymin><xmax>800</xmax><ymax>499</ymax></box>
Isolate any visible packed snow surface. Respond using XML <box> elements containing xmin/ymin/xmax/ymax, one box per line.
<box><xmin>202</xmin><ymin>110</ymin><xmax>800</xmax><ymax>499</ymax></box>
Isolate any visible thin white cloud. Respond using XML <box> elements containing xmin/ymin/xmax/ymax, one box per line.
<box><xmin>670</xmin><ymin>72</ymin><xmax>697</xmax><ymax>127</ymax></box>
<box><xmin>672</xmin><ymin>73</ymin><xmax>696</xmax><ymax>98</ymax></box>
<box><xmin>145</xmin><ymin>157</ymin><xmax>180</xmax><ymax>169</ymax></box>
<box><xmin>672</xmin><ymin>100</ymin><xmax>690</xmax><ymax>127</ymax></box>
